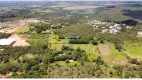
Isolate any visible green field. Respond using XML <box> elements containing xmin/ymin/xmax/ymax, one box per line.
<box><xmin>26</xmin><ymin>34</ymin><xmax>48</xmax><ymax>46</ymax></box>
<box><xmin>32</xmin><ymin>9</ymin><xmax>54</xmax><ymax>14</ymax></box>
<box><xmin>16</xmin><ymin>26</ymin><xmax>29</xmax><ymax>33</ymax></box>
<box><xmin>71</xmin><ymin>8</ymin><xmax>97</xmax><ymax>14</ymax></box>
<box><xmin>50</xmin><ymin>34</ymin><xmax>99</xmax><ymax>61</ymax></box>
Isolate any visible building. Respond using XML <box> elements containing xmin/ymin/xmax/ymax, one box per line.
<box><xmin>0</xmin><ymin>39</ymin><xmax>15</xmax><ymax>46</ymax></box>
<box><xmin>138</xmin><ymin>32</ymin><xmax>142</xmax><ymax>35</ymax></box>
<box><xmin>46</xmin><ymin>30</ymin><xmax>51</xmax><ymax>34</ymax></box>
<box><xmin>0</xmin><ymin>30</ymin><xmax>5</xmax><ymax>33</ymax></box>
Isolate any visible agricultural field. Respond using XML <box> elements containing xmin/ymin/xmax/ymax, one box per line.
<box><xmin>71</xmin><ymin>8</ymin><xmax>97</xmax><ymax>14</ymax></box>
<box><xmin>32</xmin><ymin>9</ymin><xmax>54</xmax><ymax>14</ymax></box>
<box><xmin>26</xmin><ymin>33</ymin><xmax>48</xmax><ymax>46</ymax></box>
<box><xmin>15</xmin><ymin>25</ymin><xmax>29</xmax><ymax>33</ymax></box>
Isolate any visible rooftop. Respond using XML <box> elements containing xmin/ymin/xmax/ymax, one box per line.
<box><xmin>0</xmin><ymin>39</ymin><xmax>15</xmax><ymax>46</ymax></box>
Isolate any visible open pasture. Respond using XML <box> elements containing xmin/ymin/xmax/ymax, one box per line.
<box><xmin>63</xmin><ymin>6</ymin><xmax>102</xmax><ymax>10</ymax></box>
<box><xmin>71</xmin><ymin>8</ymin><xmax>97</xmax><ymax>14</ymax></box>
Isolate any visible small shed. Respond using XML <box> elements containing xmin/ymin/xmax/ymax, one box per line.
<box><xmin>46</xmin><ymin>30</ymin><xmax>51</xmax><ymax>34</ymax></box>
<box><xmin>0</xmin><ymin>30</ymin><xmax>5</xmax><ymax>33</ymax></box>
<box><xmin>0</xmin><ymin>39</ymin><xmax>15</xmax><ymax>46</ymax></box>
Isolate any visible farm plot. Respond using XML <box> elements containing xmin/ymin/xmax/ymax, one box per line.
<box><xmin>102</xmin><ymin>44</ymin><xmax>128</xmax><ymax>66</ymax></box>
<box><xmin>98</xmin><ymin>44</ymin><xmax>111</xmax><ymax>55</ymax></box>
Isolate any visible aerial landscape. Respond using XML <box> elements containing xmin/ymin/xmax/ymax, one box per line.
<box><xmin>0</xmin><ymin>0</ymin><xmax>142</xmax><ymax>78</ymax></box>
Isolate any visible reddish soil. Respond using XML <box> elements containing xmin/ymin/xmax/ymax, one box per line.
<box><xmin>2</xmin><ymin>27</ymin><xmax>20</xmax><ymax>33</ymax></box>
<box><xmin>0</xmin><ymin>74</ymin><xmax>11</xmax><ymax>78</ymax></box>
<box><xmin>8</xmin><ymin>34</ymin><xmax>30</xmax><ymax>46</ymax></box>
<box><xmin>98</xmin><ymin>44</ymin><xmax>110</xmax><ymax>55</ymax></box>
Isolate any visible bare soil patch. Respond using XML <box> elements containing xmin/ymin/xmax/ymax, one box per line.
<box><xmin>2</xmin><ymin>27</ymin><xmax>20</xmax><ymax>33</ymax></box>
<box><xmin>98</xmin><ymin>44</ymin><xmax>110</xmax><ymax>55</ymax></box>
<box><xmin>63</xmin><ymin>6</ymin><xmax>102</xmax><ymax>10</ymax></box>
<box><xmin>8</xmin><ymin>34</ymin><xmax>30</xmax><ymax>46</ymax></box>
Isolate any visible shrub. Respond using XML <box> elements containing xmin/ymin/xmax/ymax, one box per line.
<box><xmin>62</xmin><ymin>45</ymin><xmax>73</xmax><ymax>51</ymax></box>
<box><xmin>114</xmin><ymin>44</ymin><xmax>123</xmax><ymax>52</ymax></box>
<box><xmin>92</xmin><ymin>39</ymin><xmax>98</xmax><ymax>45</ymax></box>
<box><xmin>65</xmin><ymin>59</ymin><xmax>70</xmax><ymax>63</ymax></box>
<box><xmin>59</xmin><ymin>35</ymin><xmax>65</xmax><ymax>39</ymax></box>
<box><xmin>129</xmin><ymin>58</ymin><xmax>139</xmax><ymax>65</ymax></box>
<box><xmin>69</xmin><ymin>39</ymin><xmax>89</xmax><ymax>44</ymax></box>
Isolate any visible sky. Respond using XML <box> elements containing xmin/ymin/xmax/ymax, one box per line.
<box><xmin>0</xmin><ymin>0</ymin><xmax>142</xmax><ymax>1</ymax></box>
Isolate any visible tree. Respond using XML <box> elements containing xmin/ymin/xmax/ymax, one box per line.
<box><xmin>96</xmin><ymin>56</ymin><xmax>104</xmax><ymax>65</ymax></box>
<box><xmin>129</xmin><ymin>58</ymin><xmax>139</xmax><ymax>65</ymax></box>
<box><xmin>65</xmin><ymin>59</ymin><xmax>70</xmax><ymax>63</ymax></box>
<box><xmin>23</xmin><ymin>63</ymin><xmax>31</xmax><ymax>71</ymax></box>
<box><xmin>114</xmin><ymin>44</ymin><xmax>123</xmax><ymax>52</ymax></box>
<box><xmin>42</xmin><ymin>54</ymin><xmax>50</xmax><ymax>65</ymax></box>
<box><xmin>59</xmin><ymin>35</ymin><xmax>65</xmax><ymax>39</ymax></box>
<box><xmin>29</xmin><ymin>22</ymin><xmax>51</xmax><ymax>34</ymax></box>
<box><xmin>28</xmin><ymin>58</ymin><xmax>38</xmax><ymax>66</ymax></box>
<box><xmin>92</xmin><ymin>39</ymin><xmax>98</xmax><ymax>45</ymax></box>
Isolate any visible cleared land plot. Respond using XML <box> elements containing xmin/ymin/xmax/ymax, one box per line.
<box><xmin>63</xmin><ymin>6</ymin><xmax>102</xmax><ymax>10</ymax></box>
<box><xmin>8</xmin><ymin>34</ymin><xmax>30</xmax><ymax>46</ymax></box>
<box><xmin>2</xmin><ymin>27</ymin><xmax>21</xmax><ymax>33</ymax></box>
<box><xmin>98</xmin><ymin>44</ymin><xmax>110</xmax><ymax>55</ymax></box>
<box><xmin>102</xmin><ymin>44</ymin><xmax>128</xmax><ymax>66</ymax></box>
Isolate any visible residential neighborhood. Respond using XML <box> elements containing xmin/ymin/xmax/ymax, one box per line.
<box><xmin>87</xmin><ymin>20</ymin><xmax>131</xmax><ymax>34</ymax></box>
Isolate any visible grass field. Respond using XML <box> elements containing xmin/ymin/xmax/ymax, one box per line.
<box><xmin>15</xmin><ymin>26</ymin><xmax>29</xmax><ymax>33</ymax></box>
<box><xmin>50</xmin><ymin>34</ymin><xmax>99</xmax><ymax>61</ymax></box>
<box><xmin>71</xmin><ymin>8</ymin><xmax>97</xmax><ymax>14</ymax></box>
<box><xmin>102</xmin><ymin>44</ymin><xmax>128</xmax><ymax>66</ymax></box>
<box><xmin>26</xmin><ymin>34</ymin><xmax>48</xmax><ymax>46</ymax></box>
<box><xmin>124</xmin><ymin>41</ymin><xmax>142</xmax><ymax>59</ymax></box>
<box><xmin>32</xmin><ymin>9</ymin><xmax>53</xmax><ymax>14</ymax></box>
